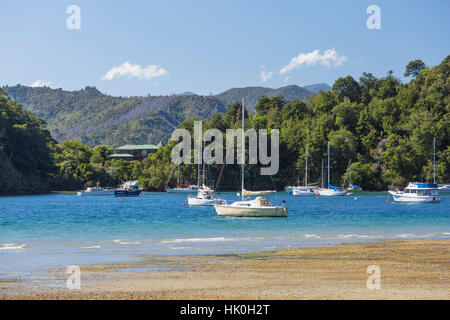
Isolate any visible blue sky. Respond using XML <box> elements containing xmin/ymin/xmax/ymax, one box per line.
<box><xmin>1</xmin><ymin>0</ymin><xmax>449</xmax><ymax>96</ymax></box>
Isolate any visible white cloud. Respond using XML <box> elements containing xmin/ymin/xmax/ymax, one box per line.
<box><xmin>280</xmin><ymin>49</ymin><xmax>346</xmax><ymax>74</ymax></box>
<box><xmin>30</xmin><ymin>79</ymin><xmax>52</xmax><ymax>87</ymax></box>
<box><xmin>260</xmin><ymin>65</ymin><xmax>273</xmax><ymax>82</ymax></box>
<box><xmin>101</xmin><ymin>61</ymin><xmax>168</xmax><ymax>81</ymax></box>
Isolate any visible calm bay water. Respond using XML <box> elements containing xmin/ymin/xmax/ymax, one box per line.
<box><xmin>1</xmin><ymin>192</ymin><xmax>449</xmax><ymax>277</ymax></box>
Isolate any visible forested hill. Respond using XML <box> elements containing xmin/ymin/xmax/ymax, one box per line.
<box><xmin>2</xmin><ymin>86</ymin><xmax>228</xmax><ymax>147</ymax></box>
<box><xmin>216</xmin><ymin>85</ymin><xmax>314</xmax><ymax>110</ymax></box>
<box><xmin>140</xmin><ymin>56</ymin><xmax>450</xmax><ymax>191</ymax></box>
<box><xmin>0</xmin><ymin>89</ymin><xmax>55</xmax><ymax>194</ymax></box>
<box><xmin>2</xmin><ymin>84</ymin><xmax>322</xmax><ymax>146</ymax></box>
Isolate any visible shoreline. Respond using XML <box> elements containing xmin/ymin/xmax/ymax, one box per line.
<box><xmin>1</xmin><ymin>239</ymin><xmax>449</xmax><ymax>300</ymax></box>
<box><xmin>4</xmin><ymin>190</ymin><xmax>391</xmax><ymax>196</ymax></box>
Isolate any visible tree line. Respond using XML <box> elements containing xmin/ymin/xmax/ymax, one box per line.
<box><xmin>0</xmin><ymin>56</ymin><xmax>448</xmax><ymax>194</ymax></box>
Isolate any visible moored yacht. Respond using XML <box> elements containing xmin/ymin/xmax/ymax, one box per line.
<box><xmin>214</xmin><ymin>194</ymin><xmax>287</xmax><ymax>217</ymax></box>
<box><xmin>165</xmin><ymin>184</ymin><xmax>198</xmax><ymax>193</ymax></box>
<box><xmin>292</xmin><ymin>144</ymin><xmax>316</xmax><ymax>196</ymax></box>
<box><xmin>389</xmin><ymin>183</ymin><xmax>440</xmax><ymax>203</ymax></box>
<box><xmin>389</xmin><ymin>137</ymin><xmax>440</xmax><ymax>203</ymax></box>
<box><xmin>77</xmin><ymin>185</ymin><xmax>115</xmax><ymax>196</ymax></box>
<box><xmin>165</xmin><ymin>166</ymin><xmax>198</xmax><ymax>193</ymax></box>
<box><xmin>213</xmin><ymin>98</ymin><xmax>287</xmax><ymax>217</ymax></box>
<box><xmin>188</xmin><ymin>185</ymin><xmax>224</xmax><ymax>206</ymax></box>
<box><xmin>114</xmin><ymin>180</ymin><xmax>142</xmax><ymax>197</ymax></box>
<box><xmin>317</xmin><ymin>142</ymin><xmax>346</xmax><ymax>196</ymax></box>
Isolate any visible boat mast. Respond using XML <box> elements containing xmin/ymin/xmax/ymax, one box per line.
<box><xmin>348</xmin><ymin>159</ymin><xmax>352</xmax><ymax>187</ymax></box>
<box><xmin>305</xmin><ymin>144</ymin><xmax>308</xmax><ymax>187</ymax></box>
<box><xmin>241</xmin><ymin>98</ymin><xmax>245</xmax><ymax>201</ymax></box>
<box><xmin>327</xmin><ymin>141</ymin><xmax>330</xmax><ymax>188</ymax></box>
<box><xmin>433</xmin><ymin>137</ymin><xmax>436</xmax><ymax>184</ymax></box>
<box><xmin>197</xmin><ymin>140</ymin><xmax>201</xmax><ymax>189</ymax></box>
<box><xmin>321</xmin><ymin>158</ymin><xmax>324</xmax><ymax>189</ymax></box>
<box><xmin>202</xmin><ymin>141</ymin><xmax>206</xmax><ymax>187</ymax></box>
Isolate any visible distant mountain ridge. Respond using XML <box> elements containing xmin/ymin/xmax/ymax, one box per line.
<box><xmin>216</xmin><ymin>85</ymin><xmax>314</xmax><ymax>111</ymax></box>
<box><xmin>302</xmin><ymin>83</ymin><xmax>331</xmax><ymax>93</ymax></box>
<box><xmin>2</xmin><ymin>83</ymin><xmax>328</xmax><ymax>146</ymax></box>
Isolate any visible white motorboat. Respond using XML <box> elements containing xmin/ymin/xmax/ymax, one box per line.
<box><xmin>389</xmin><ymin>183</ymin><xmax>440</xmax><ymax>203</ymax></box>
<box><xmin>188</xmin><ymin>186</ymin><xmax>224</xmax><ymax>206</ymax></box>
<box><xmin>388</xmin><ymin>138</ymin><xmax>440</xmax><ymax>203</ymax></box>
<box><xmin>292</xmin><ymin>144</ymin><xmax>316</xmax><ymax>196</ymax></box>
<box><xmin>77</xmin><ymin>183</ymin><xmax>115</xmax><ymax>196</ymax></box>
<box><xmin>213</xmin><ymin>98</ymin><xmax>287</xmax><ymax>217</ymax></box>
<box><xmin>114</xmin><ymin>180</ymin><xmax>143</xmax><ymax>197</ymax></box>
<box><xmin>317</xmin><ymin>142</ymin><xmax>346</xmax><ymax>196</ymax></box>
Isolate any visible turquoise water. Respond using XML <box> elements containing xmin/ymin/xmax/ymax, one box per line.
<box><xmin>0</xmin><ymin>192</ymin><xmax>449</xmax><ymax>277</ymax></box>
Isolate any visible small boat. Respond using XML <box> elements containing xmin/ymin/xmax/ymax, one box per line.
<box><xmin>214</xmin><ymin>195</ymin><xmax>287</xmax><ymax>217</ymax></box>
<box><xmin>213</xmin><ymin>98</ymin><xmax>287</xmax><ymax>217</ymax></box>
<box><xmin>165</xmin><ymin>166</ymin><xmax>198</xmax><ymax>193</ymax></box>
<box><xmin>187</xmin><ymin>153</ymin><xmax>223</xmax><ymax>206</ymax></box>
<box><xmin>438</xmin><ymin>184</ymin><xmax>450</xmax><ymax>193</ymax></box>
<box><xmin>188</xmin><ymin>185</ymin><xmax>224</xmax><ymax>206</ymax></box>
<box><xmin>317</xmin><ymin>142</ymin><xmax>346</xmax><ymax>196</ymax></box>
<box><xmin>77</xmin><ymin>186</ymin><xmax>115</xmax><ymax>196</ymax></box>
<box><xmin>165</xmin><ymin>184</ymin><xmax>198</xmax><ymax>193</ymax></box>
<box><xmin>292</xmin><ymin>144</ymin><xmax>316</xmax><ymax>196</ymax></box>
<box><xmin>388</xmin><ymin>183</ymin><xmax>440</xmax><ymax>203</ymax></box>
<box><xmin>388</xmin><ymin>138</ymin><xmax>440</xmax><ymax>203</ymax></box>
<box><xmin>317</xmin><ymin>186</ymin><xmax>346</xmax><ymax>196</ymax></box>
<box><xmin>293</xmin><ymin>186</ymin><xmax>316</xmax><ymax>195</ymax></box>
<box><xmin>114</xmin><ymin>180</ymin><xmax>142</xmax><ymax>197</ymax></box>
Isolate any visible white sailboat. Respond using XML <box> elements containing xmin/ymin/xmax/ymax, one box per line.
<box><xmin>165</xmin><ymin>166</ymin><xmax>198</xmax><ymax>193</ymax></box>
<box><xmin>317</xmin><ymin>142</ymin><xmax>346</xmax><ymax>196</ymax></box>
<box><xmin>213</xmin><ymin>99</ymin><xmax>287</xmax><ymax>217</ymax></box>
<box><xmin>188</xmin><ymin>148</ymin><xmax>224</xmax><ymax>206</ymax></box>
<box><xmin>188</xmin><ymin>185</ymin><xmax>224</xmax><ymax>206</ymax></box>
<box><xmin>388</xmin><ymin>138</ymin><xmax>440</xmax><ymax>203</ymax></box>
<box><xmin>292</xmin><ymin>144</ymin><xmax>316</xmax><ymax>196</ymax></box>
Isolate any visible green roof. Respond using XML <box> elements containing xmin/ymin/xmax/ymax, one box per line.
<box><xmin>116</xmin><ymin>143</ymin><xmax>162</xmax><ymax>150</ymax></box>
<box><xmin>108</xmin><ymin>153</ymin><xmax>134</xmax><ymax>158</ymax></box>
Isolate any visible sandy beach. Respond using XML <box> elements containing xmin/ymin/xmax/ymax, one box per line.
<box><xmin>1</xmin><ymin>240</ymin><xmax>449</xmax><ymax>300</ymax></box>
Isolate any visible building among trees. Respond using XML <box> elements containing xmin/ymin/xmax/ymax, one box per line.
<box><xmin>108</xmin><ymin>143</ymin><xmax>162</xmax><ymax>161</ymax></box>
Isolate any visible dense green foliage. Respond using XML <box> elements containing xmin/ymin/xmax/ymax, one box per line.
<box><xmin>0</xmin><ymin>89</ymin><xmax>55</xmax><ymax>194</ymax></box>
<box><xmin>3</xmin><ymin>84</ymin><xmax>319</xmax><ymax>147</ymax></box>
<box><xmin>1</xmin><ymin>57</ymin><xmax>448</xmax><ymax>194</ymax></box>
<box><xmin>140</xmin><ymin>56</ymin><xmax>450</xmax><ymax>191</ymax></box>
<box><xmin>216</xmin><ymin>85</ymin><xmax>314</xmax><ymax>112</ymax></box>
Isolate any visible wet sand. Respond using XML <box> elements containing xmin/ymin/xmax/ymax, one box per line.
<box><xmin>1</xmin><ymin>240</ymin><xmax>449</xmax><ymax>299</ymax></box>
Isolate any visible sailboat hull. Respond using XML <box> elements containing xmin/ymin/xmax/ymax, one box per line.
<box><xmin>214</xmin><ymin>204</ymin><xmax>287</xmax><ymax>217</ymax></box>
<box><xmin>165</xmin><ymin>188</ymin><xmax>197</xmax><ymax>193</ymax></box>
<box><xmin>317</xmin><ymin>188</ymin><xmax>346</xmax><ymax>196</ymax></box>
<box><xmin>292</xmin><ymin>187</ymin><xmax>315</xmax><ymax>195</ymax></box>
<box><xmin>187</xmin><ymin>197</ymin><xmax>219</xmax><ymax>206</ymax></box>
